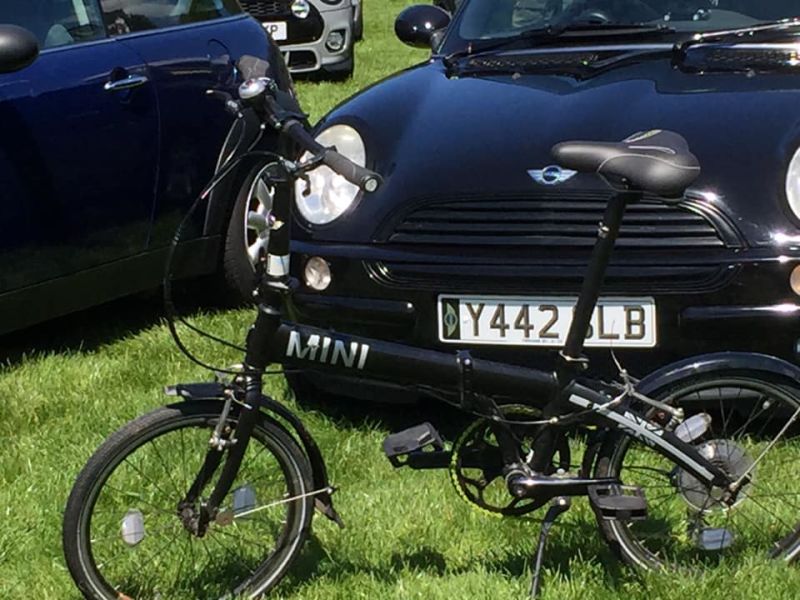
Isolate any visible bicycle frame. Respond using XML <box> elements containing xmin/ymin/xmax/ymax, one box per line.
<box><xmin>190</xmin><ymin>176</ymin><xmax>737</xmax><ymax>526</ymax></box>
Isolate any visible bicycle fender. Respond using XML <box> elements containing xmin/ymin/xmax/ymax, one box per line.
<box><xmin>636</xmin><ymin>351</ymin><xmax>800</xmax><ymax>396</ymax></box>
<box><xmin>259</xmin><ymin>395</ymin><xmax>345</xmax><ymax>529</ymax></box>
<box><xmin>167</xmin><ymin>383</ymin><xmax>344</xmax><ymax>528</ymax></box>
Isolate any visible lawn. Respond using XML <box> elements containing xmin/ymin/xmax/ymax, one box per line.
<box><xmin>2</xmin><ymin>1</ymin><xmax>800</xmax><ymax>599</ymax></box>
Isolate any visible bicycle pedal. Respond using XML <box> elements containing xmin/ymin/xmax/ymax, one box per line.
<box><xmin>588</xmin><ymin>484</ymin><xmax>648</xmax><ymax>521</ymax></box>
<box><xmin>383</xmin><ymin>422</ymin><xmax>444</xmax><ymax>468</ymax></box>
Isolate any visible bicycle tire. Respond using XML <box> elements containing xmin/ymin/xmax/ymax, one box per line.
<box><xmin>63</xmin><ymin>401</ymin><xmax>314</xmax><ymax>599</ymax></box>
<box><xmin>594</xmin><ymin>373</ymin><xmax>800</xmax><ymax>571</ymax></box>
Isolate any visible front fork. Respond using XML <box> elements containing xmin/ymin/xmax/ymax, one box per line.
<box><xmin>194</xmin><ymin>152</ymin><xmax>296</xmax><ymax>530</ymax></box>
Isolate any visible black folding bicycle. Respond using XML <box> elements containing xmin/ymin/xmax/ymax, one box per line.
<box><xmin>63</xmin><ymin>64</ymin><xmax>800</xmax><ymax>600</ymax></box>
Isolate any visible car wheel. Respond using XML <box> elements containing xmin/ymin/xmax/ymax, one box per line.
<box><xmin>322</xmin><ymin>51</ymin><xmax>354</xmax><ymax>81</ymax></box>
<box><xmin>222</xmin><ymin>163</ymin><xmax>273</xmax><ymax>302</ymax></box>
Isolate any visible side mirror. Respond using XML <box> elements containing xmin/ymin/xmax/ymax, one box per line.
<box><xmin>0</xmin><ymin>25</ymin><xmax>39</xmax><ymax>74</ymax></box>
<box><xmin>395</xmin><ymin>5</ymin><xmax>451</xmax><ymax>49</ymax></box>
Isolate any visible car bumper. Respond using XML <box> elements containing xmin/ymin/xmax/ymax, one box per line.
<box><xmin>288</xmin><ymin>241</ymin><xmax>800</xmax><ymax>374</ymax></box>
<box><xmin>274</xmin><ymin>6</ymin><xmax>353</xmax><ymax>73</ymax></box>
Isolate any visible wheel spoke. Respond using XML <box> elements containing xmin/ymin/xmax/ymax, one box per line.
<box><xmin>68</xmin><ymin>409</ymin><xmax>309</xmax><ymax>599</ymax></box>
<box><xmin>604</xmin><ymin>378</ymin><xmax>800</xmax><ymax>568</ymax></box>
<box><xmin>248</xmin><ymin>236</ymin><xmax>268</xmax><ymax>263</ymax></box>
<box><xmin>247</xmin><ymin>210</ymin><xmax>269</xmax><ymax>234</ymax></box>
<box><xmin>255</xmin><ymin>179</ymin><xmax>273</xmax><ymax>207</ymax></box>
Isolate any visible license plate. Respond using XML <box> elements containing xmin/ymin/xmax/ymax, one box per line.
<box><xmin>438</xmin><ymin>295</ymin><xmax>657</xmax><ymax>348</ymax></box>
<box><xmin>262</xmin><ymin>21</ymin><xmax>288</xmax><ymax>41</ymax></box>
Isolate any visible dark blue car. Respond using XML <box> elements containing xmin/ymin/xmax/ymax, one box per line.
<box><xmin>0</xmin><ymin>0</ymin><xmax>292</xmax><ymax>334</ymax></box>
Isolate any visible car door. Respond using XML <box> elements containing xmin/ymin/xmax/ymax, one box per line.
<box><xmin>0</xmin><ymin>0</ymin><xmax>158</xmax><ymax>292</ymax></box>
<box><xmin>95</xmin><ymin>0</ymin><xmax>243</xmax><ymax>248</ymax></box>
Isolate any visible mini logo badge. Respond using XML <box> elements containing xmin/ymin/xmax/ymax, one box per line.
<box><xmin>441</xmin><ymin>299</ymin><xmax>461</xmax><ymax>340</ymax></box>
<box><xmin>528</xmin><ymin>165</ymin><xmax>577</xmax><ymax>186</ymax></box>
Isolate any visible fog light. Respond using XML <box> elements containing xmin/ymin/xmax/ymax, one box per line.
<box><xmin>304</xmin><ymin>257</ymin><xmax>331</xmax><ymax>291</ymax></box>
<box><xmin>325</xmin><ymin>30</ymin><xmax>346</xmax><ymax>52</ymax></box>
<box><xmin>291</xmin><ymin>0</ymin><xmax>310</xmax><ymax>19</ymax></box>
<box><xmin>792</xmin><ymin>265</ymin><xmax>800</xmax><ymax>296</ymax></box>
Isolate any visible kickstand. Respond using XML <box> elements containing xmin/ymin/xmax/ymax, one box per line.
<box><xmin>530</xmin><ymin>496</ymin><xmax>571</xmax><ymax>599</ymax></box>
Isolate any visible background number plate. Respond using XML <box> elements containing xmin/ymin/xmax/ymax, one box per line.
<box><xmin>262</xmin><ymin>22</ymin><xmax>288</xmax><ymax>41</ymax></box>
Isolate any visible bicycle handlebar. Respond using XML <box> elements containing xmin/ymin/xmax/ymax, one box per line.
<box><xmin>243</xmin><ymin>78</ymin><xmax>383</xmax><ymax>192</ymax></box>
<box><xmin>282</xmin><ymin>119</ymin><xmax>383</xmax><ymax>192</ymax></box>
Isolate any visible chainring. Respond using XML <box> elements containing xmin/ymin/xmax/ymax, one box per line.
<box><xmin>449</xmin><ymin>404</ymin><xmax>570</xmax><ymax>516</ymax></box>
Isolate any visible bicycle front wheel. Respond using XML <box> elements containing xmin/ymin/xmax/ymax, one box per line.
<box><xmin>595</xmin><ymin>374</ymin><xmax>800</xmax><ymax>571</ymax></box>
<box><xmin>63</xmin><ymin>401</ymin><xmax>314</xmax><ymax>599</ymax></box>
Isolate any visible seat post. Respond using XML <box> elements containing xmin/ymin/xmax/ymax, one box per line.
<box><xmin>561</xmin><ymin>190</ymin><xmax>640</xmax><ymax>362</ymax></box>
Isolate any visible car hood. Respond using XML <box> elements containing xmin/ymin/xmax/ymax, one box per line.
<box><xmin>311</xmin><ymin>50</ymin><xmax>800</xmax><ymax>247</ymax></box>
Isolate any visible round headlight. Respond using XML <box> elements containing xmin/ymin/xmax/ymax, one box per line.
<box><xmin>295</xmin><ymin>124</ymin><xmax>366</xmax><ymax>225</ymax></box>
<box><xmin>786</xmin><ymin>146</ymin><xmax>800</xmax><ymax>221</ymax></box>
<box><xmin>291</xmin><ymin>0</ymin><xmax>310</xmax><ymax>19</ymax></box>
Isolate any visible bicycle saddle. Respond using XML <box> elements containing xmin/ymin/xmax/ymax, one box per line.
<box><xmin>551</xmin><ymin>130</ymin><xmax>700</xmax><ymax>199</ymax></box>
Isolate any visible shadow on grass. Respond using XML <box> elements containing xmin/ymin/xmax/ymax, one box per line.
<box><xmin>0</xmin><ymin>284</ymin><xmax>218</xmax><ymax>370</ymax></box>
<box><xmin>291</xmin><ymin>386</ymin><xmax>474</xmax><ymax>440</ymax></box>
<box><xmin>283</xmin><ymin>523</ymin><xmax>630</xmax><ymax>593</ymax></box>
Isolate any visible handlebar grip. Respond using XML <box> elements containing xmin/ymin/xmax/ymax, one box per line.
<box><xmin>321</xmin><ymin>148</ymin><xmax>383</xmax><ymax>192</ymax></box>
<box><xmin>282</xmin><ymin>120</ymin><xmax>382</xmax><ymax>192</ymax></box>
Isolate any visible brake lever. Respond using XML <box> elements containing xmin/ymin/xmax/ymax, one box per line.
<box><xmin>206</xmin><ymin>89</ymin><xmax>244</xmax><ymax>117</ymax></box>
<box><xmin>296</xmin><ymin>152</ymin><xmax>326</xmax><ymax>172</ymax></box>
<box><xmin>293</xmin><ymin>152</ymin><xmax>331</xmax><ymax>196</ymax></box>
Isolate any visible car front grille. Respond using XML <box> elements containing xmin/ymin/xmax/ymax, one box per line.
<box><xmin>369</xmin><ymin>191</ymin><xmax>742</xmax><ymax>294</ymax></box>
<box><xmin>382</xmin><ymin>191</ymin><xmax>735</xmax><ymax>249</ymax></box>
<box><xmin>240</xmin><ymin>0</ymin><xmax>287</xmax><ymax>18</ymax></box>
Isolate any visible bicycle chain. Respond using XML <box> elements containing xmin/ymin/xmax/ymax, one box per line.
<box><xmin>448</xmin><ymin>404</ymin><xmax>570</xmax><ymax>517</ymax></box>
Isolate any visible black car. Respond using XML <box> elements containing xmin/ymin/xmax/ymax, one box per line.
<box><xmin>286</xmin><ymin>0</ymin><xmax>800</xmax><ymax>403</ymax></box>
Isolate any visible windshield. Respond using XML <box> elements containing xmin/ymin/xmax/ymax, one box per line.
<box><xmin>455</xmin><ymin>1</ymin><xmax>799</xmax><ymax>41</ymax></box>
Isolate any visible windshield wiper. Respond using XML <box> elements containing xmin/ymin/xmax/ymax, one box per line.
<box><xmin>443</xmin><ymin>22</ymin><xmax>675</xmax><ymax>71</ymax></box>
<box><xmin>678</xmin><ymin>17</ymin><xmax>800</xmax><ymax>52</ymax></box>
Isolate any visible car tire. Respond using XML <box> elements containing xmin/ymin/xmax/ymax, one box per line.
<box><xmin>222</xmin><ymin>162</ymin><xmax>273</xmax><ymax>302</ymax></box>
<box><xmin>353</xmin><ymin>3</ymin><xmax>363</xmax><ymax>41</ymax></box>
<box><xmin>322</xmin><ymin>50</ymin><xmax>354</xmax><ymax>81</ymax></box>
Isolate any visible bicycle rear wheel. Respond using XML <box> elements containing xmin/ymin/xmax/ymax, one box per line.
<box><xmin>63</xmin><ymin>401</ymin><xmax>314</xmax><ymax>599</ymax></box>
<box><xmin>594</xmin><ymin>374</ymin><xmax>800</xmax><ymax>570</ymax></box>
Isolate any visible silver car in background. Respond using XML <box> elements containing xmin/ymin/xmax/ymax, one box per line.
<box><xmin>240</xmin><ymin>0</ymin><xmax>357</xmax><ymax>78</ymax></box>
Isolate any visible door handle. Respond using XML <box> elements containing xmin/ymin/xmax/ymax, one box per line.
<box><xmin>104</xmin><ymin>74</ymin><xmax>149</xmax><ymax>92</ymax></box>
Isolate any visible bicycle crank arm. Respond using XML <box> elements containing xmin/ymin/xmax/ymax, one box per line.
<box><xmin>507</xmin><ymin>474</ymin><xmax>620</xmax><ymax>501</ymax></box>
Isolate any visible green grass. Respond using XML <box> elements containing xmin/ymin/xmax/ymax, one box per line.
<box><xmin>3</xmin><ymin>1</ymin><xmax>800</xmax><ymax>599</ymax></box>
<box><xmin>294</xmin><ymin>0</ymin><xmax>428</xmax><ymax>123</ymax></box>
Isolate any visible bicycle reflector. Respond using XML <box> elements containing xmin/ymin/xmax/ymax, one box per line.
<box><xmin>674</xmin><ymin>413</ymin><xmax>712</xmax><ymax>444</ymax></box>
<box><xmin>121</xmin><ymin>509</ymin><xmax>145</xmax><ymax>546</ymax></box>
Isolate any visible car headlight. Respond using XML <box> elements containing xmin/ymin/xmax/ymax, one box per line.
<box><xmin>295</xmin><ymin>124</ymin><xmax>366</xmax><ymax>225</ymax></box>
<box><xmin>786</xmin><ymin>146</ymin><xmax>800</xmax><ymax>221</ymax></box>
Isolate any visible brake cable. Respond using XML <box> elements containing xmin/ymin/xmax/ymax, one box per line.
<box><xmin>161</xmin><ymin>139</ymin><xmax>293</xmax><ymax>377</ymax></box>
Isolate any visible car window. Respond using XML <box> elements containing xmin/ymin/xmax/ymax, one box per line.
<box><xmin>99</xmin><ymin>0</ymin><xmax>242</xmax><ymax>35</ymax></box>
<box><xmin>458</xmin><ymin>0</ymin><xmax>800</xmax><ymax>40</ymax></box>
<box><xmin>0</xmin><ymin>0</ymin><xmax>106</xmax><ymax>48</ymax></box>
